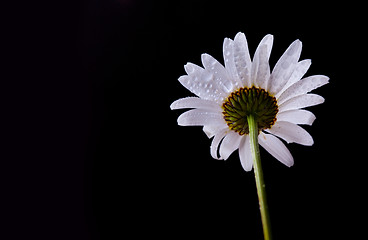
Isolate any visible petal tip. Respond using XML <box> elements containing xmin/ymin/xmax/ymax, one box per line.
<box><xmin>264</xmin><ymin>33</ymin><xmax>274</xmax><ymax>40</ymax></box>
<box><xmin>287</xmin><ymin>161</ymin><xmax>294</xmax><ymax>167</ymax></box>
<box><xmin>243</xmin><ymin>165</ymin><xmax>253</xmax><ymax>172</ymax></box>
<box><xmin>234</xmin><ymin>32</ymin><xmax>246</xmax><ymax>42</ymax></box>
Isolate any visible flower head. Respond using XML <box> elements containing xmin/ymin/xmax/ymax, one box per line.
<box><xmin>170</xmin><ymin>33</ymin><xmax>328</xmax><ymax>171</ymax></box>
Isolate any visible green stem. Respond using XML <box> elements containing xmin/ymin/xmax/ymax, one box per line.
<box><xmin>247</xmin><ymin>114</ymin><xmax>272</xmax><ymax>240</ymax></box>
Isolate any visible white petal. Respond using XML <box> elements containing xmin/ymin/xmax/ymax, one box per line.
<box><xmin>258</xmin><ymin>34</ymin><xmax>273</xmax><ymax>59</ymax></box>
<box><xmin>239</xmin><ymin>135</ymin><xmax>253</xmax><ymax>171</ymax></box>
<box><xmin>177</xmin><ymin>109</ymin><xmax>224</xmax><ymax>126</ymax></box>
<box><xmin>233</xmin><ymin>32</ymin><xmax>252</xmax><ymax>86</ymax></box>
<box><xmin>223</xmin><ymin>38</ymin><xmax>243</xmax><ymax>88</ymax></box>
<box><xmin>252</xmin><ymin>34</ymin><xmax>273</xmax><ymax>89</ymax></box>
<box><xmin>179</xmin><ymin>65</ymin><xmax>211</xmax><ymax>100</ymax></box>
<box><xmin>201</xmin><ymin>53</ymin><xmax>234</xmax><ymax>93</ymax></box>
<box><xmin>210</xmin><ymin>128</ymin><xmax>228</xmax><ymax>159</ymax></box>
<box><xmin>170</xmin><ymin>97</ymin><xmax>221</xmax><ymax>112</ymax></box>
<box><xmin>266</xmin><ymin>121</ymin><xmax>314</xmax><ymax>146</ymax></box>
<box><xmin>268</xmin><ymin>40</ymin><xmax>302</xmax><ymax>95</ymax></box>
<box><xmin>184</xmin><ymin>62</ymin><xmax>203</xmax><ymax>75</ymax></box>
<box><xmin>277</xmin><ymin>75</ymin><xmax>329</xmax><ymax>105</ymax></box>
<box><xmin>179</xmin><ymin>63</ymin><xmax>224</xmax><ymax>103</ymax></box>
<box><xmin>258</xmin><ymin>132</ymin><xmax>294</xmax><ymax>167</ymax></box>
<box><xmin>203</xmin><ymin>124</ymin><xmax>227</xmax><ymax>138</ymax></box>
<box><xmin>278</xmin><ymin>94</ymin><xmax>325</xmax><ymax>113</ymax></box>
<box><xmin>219</xmin><ymin>131</ymin><xmax>242</xmax><ymax>160</ymax></box>
<box><xmin>276</xmin><ymin>59</ymin><xmax>311</xmax><ymax>98</ymax></box>
<box><xmin>276</xmin><ymin>109</ymin><xmax>316</xmax><ymax>125</ymax></box>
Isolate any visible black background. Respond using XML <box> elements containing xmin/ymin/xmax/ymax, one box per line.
<box><xmin>2</xmin><ymin>0</ymin><xmax>365</xmax><ymax>239</ymax></box>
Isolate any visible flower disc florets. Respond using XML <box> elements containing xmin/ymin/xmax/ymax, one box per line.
<box><xmin>222</xmin><ymin>87</ymin><xmax>278</xmax><ymax>135</ymax></box>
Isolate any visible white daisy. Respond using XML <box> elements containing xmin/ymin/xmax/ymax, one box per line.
<box><xmin>170</xmin><ymin>32</ymin><xmax>329</xmax><ymax>171</ymax></box>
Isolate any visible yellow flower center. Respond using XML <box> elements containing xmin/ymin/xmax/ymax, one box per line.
<box><xmin>222</xmin><ymin>87</ymin><xmax>278</xmax><ymax>135</ymax></box>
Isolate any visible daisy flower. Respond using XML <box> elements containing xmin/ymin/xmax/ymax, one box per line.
<box><xmin>170</xmin><ymin>32</ymin><xmax>329</xmax><ymax>171</ymax></box>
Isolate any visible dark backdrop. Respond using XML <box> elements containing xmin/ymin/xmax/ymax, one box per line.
<box><xmin>2</xmin><ymin>0</ymin><xmax>364</xmax><ymax>239</ymax></box>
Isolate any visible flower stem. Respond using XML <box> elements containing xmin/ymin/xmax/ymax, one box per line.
<box><xmin>247</xmin><ymin>114</ymin><xmax>272</xmax><ymax>240</ymax></box>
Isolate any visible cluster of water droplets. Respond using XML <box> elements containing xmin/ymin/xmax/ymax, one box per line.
<box><xmin>179</xmin><ymin>53</ymin><xmax>237</xmax><ymax>104</ymax></box>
